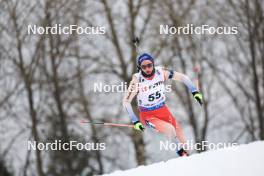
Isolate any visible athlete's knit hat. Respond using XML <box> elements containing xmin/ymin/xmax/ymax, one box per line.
<box><xmin>137</xmin><ymin>53</ymin><xmax>154</xmax><ymax>66</ymax></box>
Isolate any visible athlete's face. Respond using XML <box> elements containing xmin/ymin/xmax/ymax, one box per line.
<box><xmin>140</xmin><ymin>60</ymin><xmax>153</xmax><ymax>75</ymax></box>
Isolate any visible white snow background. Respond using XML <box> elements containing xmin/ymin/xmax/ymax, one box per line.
<box><xmin>103</xmin><ymin>141</ymin><xmax>264</xmax><ymax>176</ymax></box>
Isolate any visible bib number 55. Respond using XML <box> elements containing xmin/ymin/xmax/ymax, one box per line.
<box><xmin>148</xmin><ymin>91</ymin><xmax>161</xmax><ymax>101</ymax></box>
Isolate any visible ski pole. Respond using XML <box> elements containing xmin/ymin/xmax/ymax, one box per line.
<box><xmin>133</xmin><ymin>36</ymin><xmax>141</xmax><ymax>55</ymax></box>
<box><xmin>193</xmin><ymin>66</ymin><xmax>203</xmax><ymax>108</ymax></box>
<box><xmin>193</xmin><ymin>66</ymin><xmax>200</xmax><ymax>91</ymax></box>
<box><xmin>80</xmin><ymin>120</ymin><xmax>134</xmax><ymax>128</ymax></box>
<box><xmin>193</xmin><ymin>66</ymin><xmax>203</xmax><ymax>106</ymax></box>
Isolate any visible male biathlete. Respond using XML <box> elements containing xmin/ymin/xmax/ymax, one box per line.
<box><xmin>123</xmin><ymin>53</ymin><xmax>203</xmax><ymax>156</ymax></box>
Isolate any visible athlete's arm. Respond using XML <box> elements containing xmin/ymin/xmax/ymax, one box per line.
<box><xmin>122</xmin><ymin>74</ymin><xmax>139</xmax><ymax>123</ymax></box>
<box><xmin>163</xmin><ymin>68</ymin><xmax>197</xmax><ymax>93</ymax></box>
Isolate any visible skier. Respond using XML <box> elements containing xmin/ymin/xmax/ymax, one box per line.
<box><xmin>123</xmin><ymin>53</ymin><xmax>203</xmax><ymax>156</ymax></box>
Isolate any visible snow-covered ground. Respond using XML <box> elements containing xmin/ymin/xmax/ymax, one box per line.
<box><xmin>103</xmin><ymin>141</ymin><xmax>264</xmax><ymax>176</ymax></box>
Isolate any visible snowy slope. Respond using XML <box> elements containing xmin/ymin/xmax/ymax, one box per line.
<box><xmin>104</xmin><ymin>141</ymin><xmax>264</xmax><ymax>176</ymax></box>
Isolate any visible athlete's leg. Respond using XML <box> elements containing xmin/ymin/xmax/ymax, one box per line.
<box><xmin>140</xmin><ymin>110</ymin><xmax>188</xmax><ymax>156</ymax></box>
<box><xmin>173</xmin><ymin>120</ymin><xmax>187</xmax><ymax>144</ymax></box>
<box><xmin>151</xmin><ymin>106</ymin><xmax>189</xmax><ymax>156</ymax></box>
<box><xmin>153</xmin><ymin>106</ymin><xmax>187</xmax><ymax>144</ymax></box>
<box><xmin>139</xmin><ymin>109</ymin><xmax>176</xmax><ymax>138</ymax></box>
<box><xmin>144</xmin><ymin>117</ymin><xmax>176</xmax><ymax>138</ymax></box>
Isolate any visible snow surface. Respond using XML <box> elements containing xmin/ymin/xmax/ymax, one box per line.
<box><xmin>103</xmin><ymin>141</ymin><xmax>264</xmax><ymax>176</ymax></box>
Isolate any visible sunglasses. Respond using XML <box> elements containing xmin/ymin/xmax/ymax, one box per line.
<box><xmin>141</xmin><ymin>63</ymin><xmax>153</xmax><ymax>70</ymax></box>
